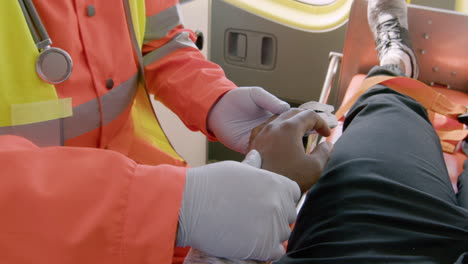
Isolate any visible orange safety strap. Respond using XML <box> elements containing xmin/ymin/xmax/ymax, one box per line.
<box><xmin>335</xmin><ymin>75</ymin><xmax>468</xmax><ymax>153</ymax></box>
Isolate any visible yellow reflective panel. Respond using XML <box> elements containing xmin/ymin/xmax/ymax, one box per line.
<box><xmin>131</xmin><ymin>84</ymin><xmax>184</xmax><ymax>161</ymax></box>
<box><xmin>223</xmin><ymin>0</ymin><xmax>353</xmax><ymax>31</ymax></box>
<box><xmin>456</xmin><ymin>0</ymin><xmax>468</xmax><ymax>13</ymax></box>
<box><xmin>0</xmin><ymin>2</ymin><xmax>63</xmax><ymax>126</ymax></box>
<box><xmin>129</xmin><ymin>0</ymin><xmax>146</xmax><ymax>47</ymax></box>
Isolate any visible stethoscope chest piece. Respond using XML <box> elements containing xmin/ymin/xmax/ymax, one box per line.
<box><xmin>36</xmin><ymin>47</ymin><xmax>73</xmax><ymax>84</ymax></box>
<box><xmin>20</xmin><ymin>0</ymin><xmax>73</xmax><ymax>84</ymax></box>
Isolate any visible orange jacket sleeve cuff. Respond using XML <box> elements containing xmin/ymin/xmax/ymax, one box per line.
<box><xmin>123</xmin><ymin>164</ymin><xmax>187</xmax><ymax>264</ymax></box>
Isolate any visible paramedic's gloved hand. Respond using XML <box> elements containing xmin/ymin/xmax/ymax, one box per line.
<box><xmin>208</xmin><ymin>87</ymin><xmax>290</xmax><ymax>154</ymax></box>
<box><xmin>177</xmin><ymin>151</ymin><xmax>300</xmax><ymax>261</ymax></box>
<box><xmin>249</xmin><ymin>109</ymin><xmax>333</xmax><ymax>193</ymax></box>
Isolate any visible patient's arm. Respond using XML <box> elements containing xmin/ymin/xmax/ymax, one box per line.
<box><xmin>249</xmin><ymin>108</ymin><xmax>333</xmax><ymax>193</ymax></box>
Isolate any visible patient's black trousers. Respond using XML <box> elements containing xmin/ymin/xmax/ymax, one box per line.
<box><xmin>277</xmin><ymin>66</ymin><xmax>468</xmax><ymax>264</ymax></box>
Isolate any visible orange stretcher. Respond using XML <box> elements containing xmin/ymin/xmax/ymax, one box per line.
<box><xmin>316</xmin><ymin>0</ymin><xmax>468</xmax><ymax>191</ymax></box>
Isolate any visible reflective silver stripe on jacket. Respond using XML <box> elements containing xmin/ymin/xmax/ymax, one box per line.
<box><xmin>0</xmin><ymin>119</ymin><xmax>65</xmax><ymax>146</ymax></box>
<box><xmin>143</xmin><ymin>31</ymin><xmax>197</xmax><ymax>66</ymax></box>
<box><xmin>144</xmin><ymin>4</ymin><xmax>183</xmax><ymax>43</ymax></box>
<box><xmin>0</xmin><ymin>73</ymin><xmax>138</xmax><ymax>147</ymax></box>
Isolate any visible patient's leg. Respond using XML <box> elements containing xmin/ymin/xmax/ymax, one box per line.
<box><xmin>276</xmin><ymin>64</ymin><xmax>468</xmax><ymax>263</ymax></box>
<box><xmin>274</xmin><ymin>0</ymin><xmax>468</xmax><ymax>264</ymax></box>
<box><xmin>277</xmin><ymin>0</ymin><xmax>468</xmax><ymax>262</ymax></box>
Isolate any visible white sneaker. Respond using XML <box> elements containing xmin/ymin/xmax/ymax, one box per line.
<box><xmin>368</xmin><ymin>0</ymin><xmax>419</xmax><ymax>78</ymax></box>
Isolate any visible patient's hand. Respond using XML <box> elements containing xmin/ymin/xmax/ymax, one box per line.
<box><xmin>248</xmin><ymin>109</ymin><xmax>333</xmax><ymax>193</ymax></box>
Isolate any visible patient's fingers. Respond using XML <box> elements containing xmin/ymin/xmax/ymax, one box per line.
<box><xmin>280</xmin><ymin>109</ymin><xmax>331</xmax><ymax>137</ymax></box>
<box><xmin>273</xmin><ymin>108</ymin><xmax>304</xmax><ymax>122</ymax></box>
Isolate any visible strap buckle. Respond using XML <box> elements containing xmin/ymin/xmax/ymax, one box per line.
<box><xmin>299</xmin><ymin>101</ymin><xmax>338</xmax><ymax>129</ymax></box>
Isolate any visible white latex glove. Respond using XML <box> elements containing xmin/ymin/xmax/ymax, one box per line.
<box><xmin>177</xmin><ymin>150</ymin><xmax>300</xmax><ymax>261</ymax></box>
<box><xmin>208</xmin><ymin>87</ymin><xmax>290</xmax><ymax>154</ymax></box>
<box><xmin>183</xmin><ymin>249</ymin><xmax>264</xmax><ymax>264</ymax></box>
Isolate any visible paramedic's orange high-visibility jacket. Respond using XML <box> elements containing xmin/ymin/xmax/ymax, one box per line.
<box><xmin>0</xmin><ymin>0</ymin><xmax>236</xmax><ymax>263</ymax></box>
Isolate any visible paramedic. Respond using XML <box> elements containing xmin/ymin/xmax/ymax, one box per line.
<box><xmin>0</xmin><ymin>0</ymin><xmax>332</xmax><ymax>263</ymax></box>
